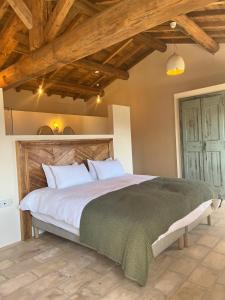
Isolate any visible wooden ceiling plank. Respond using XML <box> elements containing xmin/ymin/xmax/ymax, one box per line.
<box><xmin>103</xmin><ymin>39</ymin><xmax>134</xmax><ymax>64</ymax></box>
<box><xmin>0</xmin><ymin>0</ymin><xmax>217</xmax><ymax>88</ymax></box>
<box><xmin>200</xmin><ymin>1</ymin><xmax>225</xmax><ymax>10</ymax></box>
<box><xmin>125</xmin><ymin>48</ymin><xmax>155</xmax><ymax>70</ymax></box>
<box><xmin>66</xmin><ymin>13</ymin><xmax>87</xmax><ymax>32</ymax></box>
<box><xmin>115</xmin><ymin>44</ymin><xmax>145</xmax><ymax>68</ymax></box>
<box><xmin>45</xmin><ymin>0</ymin><xmax>76</xmax><ymax>41</ymax></box>
<box><xmin>75</xmin><ymin>0</ymin><xmax>100</xmax><ymax>16</ymax></box>
<box><xmin>174</xmin><ymin>14</ymin><xmax>219</xmax><ymax>53</ymax></box>
<box><xmin>195</xmin><ymin>20</ymin><xmax>225</xmax><ymax>30</ymax></box>
<box><xmin>135</xmin><ymin>33</ymin><xmax>167</xmax><ymax>52</ymax></box>
<box><xmin>29</xmin><ymin>0</ymin><xmax>46</xmax><ymax>50</ymax></box>
<box><xmin>7</xmin><ymin>0</ymin><xmax>32</xmax><ymax>29</ymax></box>
<box><xmin>72</xmin><ymin>58</ymin><xmax>129</xmax><ymax>80</ymax></box>
<box><xmin>81</xmin><ymin>39</ymin><xmax>133</xmax><ymax>88</ymax></box>
<box><xmin>0</xmin><ymin>0</ymin><xmax>9</xmax><ymax>20</ymax></box>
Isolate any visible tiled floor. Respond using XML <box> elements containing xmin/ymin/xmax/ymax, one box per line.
<box><xmin>1</xmin><ymin>204</ymin><xmax>225</xmax><ymax>299</ymax></box>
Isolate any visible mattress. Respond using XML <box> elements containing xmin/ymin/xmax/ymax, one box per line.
<box><xmin>31</xmin><ymin>199</ymin><xmax>212</xmax><ymax>245</ymax></box>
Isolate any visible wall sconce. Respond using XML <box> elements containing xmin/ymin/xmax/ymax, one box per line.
<box><xmin>53</xmin><ymin>122</ymin><xmax>60</xmax><ymax>134</ymax></box>
<box><xmin>37</xmin><ymin>85</ymin><xmax>44</xmax><ymax>96</ymax></box>
<box><xmin>96</xmin><ymin>94</ymin><xmax>101</xmax><ymax>104</ymax></box>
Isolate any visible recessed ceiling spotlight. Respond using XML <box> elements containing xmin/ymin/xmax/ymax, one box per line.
<box><xmin>170</xmin><ymin>21</ymin><xmax>177</xmax><ymax>29</ymax></box>
<box><xmin>94</xmin><ymin>70</ymin><xmax>100</xmax><ymax>74</ymax></box>
<box><xmin>96</xmin><ymin>83</ymin><xmax>100</xmax><ymax>87</ymax></box>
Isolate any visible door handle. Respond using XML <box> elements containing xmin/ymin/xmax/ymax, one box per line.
<box><xmin>203</xmin><ymin>141</ymin><xmax>206</xmax><ymax>152</ymax></box>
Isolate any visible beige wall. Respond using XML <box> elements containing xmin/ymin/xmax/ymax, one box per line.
<box><xmin>4</xmin><ymin>110</ymin><xmax>109</xmax><ymax>135</ymax></box>
<box><xmin>87</xmin><ymin>44</ymin><xmax>225</xmax><ymax>177</ymax></box>
<box><xmin>4</xmin><ymin>89</ymin><xmax>87</xmax><ymax>115</ymax></box>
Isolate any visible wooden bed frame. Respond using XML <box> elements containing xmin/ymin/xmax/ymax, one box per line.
<box><xmin>16</xmin><ymin>139</ymin><xmax>113</xmax><ymax>240</ymax></box>
<box><xmin>16</xmin><ymin>138</ymin><xmax>216</xmax><ymax>256</ymax></box>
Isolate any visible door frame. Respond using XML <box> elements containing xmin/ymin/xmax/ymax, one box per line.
<box><xmin>174</xmin><ymin>83</ymin><xmax>225</xmax><ymax>178</ymax></box>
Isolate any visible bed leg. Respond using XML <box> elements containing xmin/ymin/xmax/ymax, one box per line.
<box><xmin>33</xmin><ymin>227</ymin><xmax>40</xmax><ymax>239</ymax></box>
<box><xmin>184</xmin><ymin>227</ymin><xmax>189</xmax><ymax>248</ymax></box>
<box><xmin>178</xmin><ymin>236</ymin><xmax>184</xmax><ymax>250</ymax></box>
<box><xmin>207</xmin><ymin>215</ymin><xmax>212</xmax><ymax>226</ymax></box>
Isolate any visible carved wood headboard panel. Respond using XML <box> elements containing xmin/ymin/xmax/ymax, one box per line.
<box><xmin>16</xmin><ymin>139</ymin><xmax>113</xmax><ymax>198</ymax></box>
<box><xmin>16</xmin><ymin>139</ymin><xmax>113</xmax><ymax>240</ymax></box>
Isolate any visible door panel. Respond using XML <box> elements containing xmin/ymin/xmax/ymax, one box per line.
<box><xmin>181</xmin><ymin>99</ymin><xmax>204</xmax><ymax>181</ymax></box>
<box><xmin>204</xmin><ymin>151</ymin><xmax>222</xmax><ymax>187</ymax></box>
<box><xmin>201</xmin><ymin>94</ymin><xmax>225</xmax><ymax>196</ymax></box>
<box><xmin>184</xmin><ymin>152</ymin><xmax>203</xmax><ymax>181</ymax></box>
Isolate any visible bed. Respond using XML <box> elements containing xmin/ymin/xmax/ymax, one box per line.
<box><xmin>16</xmin><ymin>139</ymin><xmax>220</xmax><ymax>286</ymax></box>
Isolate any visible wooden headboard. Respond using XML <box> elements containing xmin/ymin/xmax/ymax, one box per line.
<box><xmin>16</xmin><ymin>139</ymin><xmax>113</xmax><ymax>240</ymax></box>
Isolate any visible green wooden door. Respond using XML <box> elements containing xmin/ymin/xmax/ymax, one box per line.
<box><xmin>181</xmin><ymin>99</ymin><xmax>204</xmax><ymax>181</ymax></box>
<box><xmin>181</xmin><ymin>93</ymin><xmax>225</xmax><ymax>196</ymax></box>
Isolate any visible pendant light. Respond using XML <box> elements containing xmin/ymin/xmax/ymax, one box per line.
<box><xmin>166</xmin><ymin>53</ymin><xmax>185</xmax><ymax>76</ymax></box>
<box><xmin>166</xmin><ymin>22</ymin><xmax>185</xmax><ymax>76</ymax></box>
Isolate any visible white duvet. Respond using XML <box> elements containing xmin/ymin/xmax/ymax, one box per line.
<box><xmin>20</xmin><ymin>174</ymin><xmax>156</xmax><ymax>229</ymax></box>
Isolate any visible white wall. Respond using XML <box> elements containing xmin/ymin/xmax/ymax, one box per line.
<box><xmin>4</xmin><ymin>110</ymin><xmax>109</xmax><ymax>135</ymax></box>
<box><xmin>109</xmin><ymin>105</ymin><xmax>133</xmax><ymax>173</ymax></box>
<box><xmin>0</xmin><ymin>89</ymin><xmax>133</xmax><ymax>248</ymax></box>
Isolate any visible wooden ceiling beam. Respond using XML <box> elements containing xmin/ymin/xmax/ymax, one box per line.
<box><xmin>43</xmin><ymin>79</ymin><xmax>104</xmax><ymax>97</ymax></box>
<box><xmin>0</xmin><ymin>0</ymin><xmax>9</xmax><ymax>20</ymax></box>
<box><xmin>45</xmin><ymin>0</ymin><xmax>76</xmax><ymax>42</ymax></box>
<box><xmin>29</xmin><ymin>0</ymin><xmax>46</xmax><ymax>50</ymax></box>
<box><xmin>174</xmin><ymin>14</ymin><xmax>219</xmax><ymax>53</ymax></box>
<box><xmin>6</xmin><ymin>0</ymin><xmax>32</xmax><ymax>29</ymax></box>
<box><xmin>0</xmin><ymin>15</ymin><xmax>23</xmax><ymax>69</ymax></box>
<box><xmin>135</xmin><ymin>33</ymin><xmax>167</xmax><ymax>52</ymax></box>
<box><xmin>0</xmin><ymin>0</ymin><xmax>217</xmax><ymax>89</ymax></box>
<box><xmin>72</xmin><ymin>58</ymin><xmax>129</xmax><ymax>80</ymax></box>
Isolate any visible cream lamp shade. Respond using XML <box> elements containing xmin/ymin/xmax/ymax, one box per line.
<box><xmin>166</xmin><ymin>53</ymin><xmax>185</xmax><ymax>76</ymax></box>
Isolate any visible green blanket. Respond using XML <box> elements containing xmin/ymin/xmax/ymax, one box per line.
<box><xmin>80</xmin><ymin>177</ymin><xmax>214</xmax><ymax>286</ymax></box>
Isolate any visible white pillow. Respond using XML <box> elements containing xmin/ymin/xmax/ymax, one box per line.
<box><xmin>42</xmin><ymin>163</ymin><xmax>78</xmax><ymax>188</ymax></box>
<box><xmin>50</xmin><ymin>163</ymin><xmax>93</xmax><ymax>189</ymax></box>
<box><xmin>90</xmin><ymin>159</ymin><xmax>125</xmax><ymax>180</ymax></box>
<box><xmin>87</xmin><ymin>158</ymin><xmax>112</xmax><ymax>180</ymax></box>
<box><xmin>42</xmin><ymin>164</ymin><xmax>56</xmax><ymax>188</ymax></box>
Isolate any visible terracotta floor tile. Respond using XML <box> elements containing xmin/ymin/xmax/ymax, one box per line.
<box><xmin>188</xmin><ymin>266</ymin><xmax>217</xmax><ymax>288</ymax></box>
<box><xmin>169</xmin><ymin>281</ymin><xmax>206</xmax><ymax>300</ymax></box>
<box><xmin>169</xmin><ymin>256</ymin><xmax>197</xmax><ymax>276</ymax></box>
<box><xmin>204</xmin><ymin>284</ymin><xmax>225</xmax><ymax>300</ymax></box>
<box><xmin>154</xmin><ymin>271</ymin><xmax>184</xmax><ymax>295</ymax></box>
<box><xmin>197</xmin><ymin>234</ymin><xmax>219</xmax><ymax>248</ymax></box>
<box><xmin>202</xmin><ymin>251</ymin><xmax>225</xmax><ymax>271</ymax></box>
<box><xmin>214</xmin><ymin>240</ymin><xmax>225</xmax><ymax>255</ymax></box>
